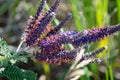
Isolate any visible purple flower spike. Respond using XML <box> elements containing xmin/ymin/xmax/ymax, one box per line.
<box><xmin>81</xmin><ymin>46</ymin><xmax>107</xmax><ymax>61</ymax></box>
<box><xmin>55</xmin><ymin>47</ymin><xmax>81</xmax><ymax>60</ymax></box>
<box><xmin>23</xmin><ymin>0</ymin><xmax>46</xmax><ymax>38</ymax></box>
<box><xmin>22</xmin><ymin>0</ymin><xmax>62</xmax><ymax>47</ymax></box>
<box><xmin>35</xmin><ymin>51</ymin><xmax>75</xmax><ymax>65</ymax></box>
<box><xmin>73</xmin><ymin>24</ymin><xmax>120</xmax><ymax>45</ymax></box>
<box><xmin>35</xmin><ymin>46</ymin><xmax>106</xmax><ymax>64</ymax></box>
<box><xmin>48</xmin><ymin>13</ymin><xmax>72</xmax><ymax>35</ymax></box>
<box><xmin>26</xmin><ymin>12</ymin><xmax>56</xmax><ymax>46</ymax></box>
<box><xmin>47</xmin><ymin>0</ymin><xmax>61</xmax><ymax>15</ymax></box>
<box><xmin>35</xmin><ymin>51</ymin><xmax>71</xmax><ymax>64</ymax></box>
<box><xmin>34</xmin><ymin>0</ymin><xmax>46</xmax><ymax>19</ymax></box>
<box><xmin>38</xmin><ymin>31</ymin><xmax>86</xmax><ymax>52</ymax></box>
<box><xmin>36</xmin><ymin>12</ymin><xmax>55</xmax><ymax>35</ymax></box>
<box><xmin>88</xmin><ymin>46</ymin><xmax>107</xmax><ymax>57</ymax></box>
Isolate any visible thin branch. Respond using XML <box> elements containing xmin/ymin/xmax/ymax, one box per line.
<box><xmin>16</xmin><ymin>41</ymin><xmax>24</xmax><ymax>53</ymax></box>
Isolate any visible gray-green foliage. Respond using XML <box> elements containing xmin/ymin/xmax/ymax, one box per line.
<box><xmin>0</xmin><ymin>37</ymin><xmax>37</xmax><ymax>80</ymax></box>
<box><xmin>0</xmin><ymin>38</ymin><xmax>11</xmax><ymax>57</ymax></box>
<box><xmin>0</xmin><ymin>38</ymin><xmax>12</xmax><ymax>66</ymax></box>
<box><xmin>2</xmin><ymin>65</ymin><xmax>36</xmax><ymax>80</ymax></box>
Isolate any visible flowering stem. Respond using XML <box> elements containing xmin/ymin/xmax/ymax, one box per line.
<box><xmin>16</xmin><ymin>40</ymin><xmax>24</xmax><ymax>53</ymax></box>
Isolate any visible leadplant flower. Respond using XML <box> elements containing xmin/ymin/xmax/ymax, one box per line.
<box><xmin>21</xmin><ymin>0</ymin><xmax>120</xmax><ymax>64</ymax></box>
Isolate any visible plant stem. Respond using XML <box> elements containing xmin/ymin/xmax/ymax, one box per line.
<box><xmin>16</xmin><ymin>41</ymin><xmax>24</xmax><ymax>53</ymax></box>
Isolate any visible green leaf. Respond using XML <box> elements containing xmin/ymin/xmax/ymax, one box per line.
<box><xmin>0</xmin><ymin>37</ymin><xmax>13</xmax><ymax>66</ymax></box>
<box><xmin>2</xmin><ymin>65</ymin><xmax>37</xmax><ymax>80</ymax></box>
<box><xmin>12</xmin><ymin>53</ymin><xmax>29</xmax><ymax>63</ymax></box>
<box><xmin>0</xmin><ymin>38</ymin><xmax>10</xmax><ymax>56</ymax></box>
<box><xmin>0</xmin><ymin>38</ymin><xmax>29</xmax><ymax>66</ymax></box>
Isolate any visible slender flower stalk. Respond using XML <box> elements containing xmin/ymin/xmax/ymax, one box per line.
<box><xmin>16</xmin><ymin>41</ymin><xmax>24</xmax><ymax>53</ymax></box>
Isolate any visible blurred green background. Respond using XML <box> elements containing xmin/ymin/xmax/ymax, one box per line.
<box><xmin>0</xmin><ymin>0</ymin><xmax>120</xmax><ymax>80</ymax></box>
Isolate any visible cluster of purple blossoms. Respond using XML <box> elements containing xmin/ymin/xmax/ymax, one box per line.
<box><xmin>22</xmin><ymin>0</ymin><xmax>120</xmax><ymax>64</ymax></box>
